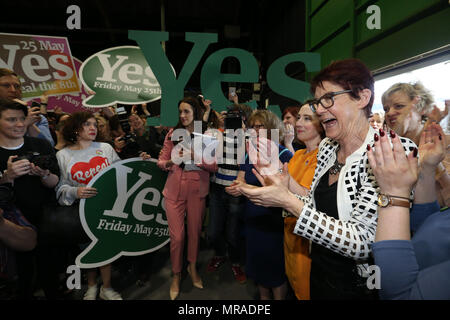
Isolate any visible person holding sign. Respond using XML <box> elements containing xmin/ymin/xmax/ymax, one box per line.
<box><xmin>157</xmin><ymin>96</ymin><xmax>216</xmax><ymax>300</ymax></box>
<box><xmin>55</xmin><ymin>112</ymin><xmax>123</xmax><ymax>300</ymax></box>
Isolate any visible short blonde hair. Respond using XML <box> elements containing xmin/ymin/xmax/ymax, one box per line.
<box><xmin>248</xmin><ymin>109</ymin><xmax>284</xmax><ymax>143</ymax></box>
<box><xmin>382</xmin><ymin>82</ymin><xmax>434</xmax><ymax>115</ymax></box>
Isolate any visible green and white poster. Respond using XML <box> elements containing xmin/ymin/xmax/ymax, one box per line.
<box><xmin>76</xmin><ymin>158</ymin><xmax>169</xmax><ymax>269</ymax></box>
<box><xmin>79</xmin><ymin>45</ymin><xmax>175</xmax><ymax>108</ymax></box>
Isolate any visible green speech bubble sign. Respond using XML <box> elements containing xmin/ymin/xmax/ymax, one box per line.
<box><xmin>75</xmin><ymin>158</ymin><xmax>169</xmax><ymax>269</ymax></box>
<box><xmin>79</xmin><ymin>46</ymin><xmax>175</xmax><ymax>108</ymax></box>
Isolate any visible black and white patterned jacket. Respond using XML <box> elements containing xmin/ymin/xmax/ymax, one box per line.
<box><xmin>293</xmin><ymin>126</ymin><xmax>417</xmax><ymax>268</ymax></box>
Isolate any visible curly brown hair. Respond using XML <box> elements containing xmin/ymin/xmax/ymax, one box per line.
<box><xmin>62</xmin><ymin>111</ymin><xmax>98</xmax><ymax>145</ymax></box>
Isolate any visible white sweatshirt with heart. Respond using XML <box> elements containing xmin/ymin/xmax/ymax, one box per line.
<box><xmin>55</xmin><ymin>142</ymin><xmax>120</xmax><ymax>206</ymax></box>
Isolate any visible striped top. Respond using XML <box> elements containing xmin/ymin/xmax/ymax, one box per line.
<box><xmin>211</xmin><ymin>132</ymin><xmax>245</xmax><ymax>186</ymax></box>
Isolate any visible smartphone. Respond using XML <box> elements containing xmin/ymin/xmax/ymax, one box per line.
<box><xmin>229</xmin><ymin>87</ymin><xmax>236</xmax><ymax>97</ymax></box>
<box><xmin>31</xmin><ymin>101</ymin><xmax>41</xmax><ymax>108</ymax></box>
<box><xmin>29</xmin><ymin>101</ymin><xmax>41</xmax><ymax>114</ymax></box>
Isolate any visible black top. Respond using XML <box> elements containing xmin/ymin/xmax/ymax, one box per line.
<box><xmin>118</xmin><ymin>127</ymin><xmax>165</xmax><ymax>159</ymax></box>
<box><xmin>0</xmin><ymin>137</ymin><xmax>60</xmax><ymax>225</ymax></box>
<box><xmin>309</xmin><ymin>170</ymin><xmax>379</xmax><ymax>299</ymax></box>
<box><xmin>312</xmin><ymin>170</ymin><xmax>357</xmax><ymax>275</ymax></box>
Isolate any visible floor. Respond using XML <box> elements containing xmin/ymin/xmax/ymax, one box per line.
<box><xmin>65</xmin><ymin>237</ymin><xmax>260</xmax><ymax>301</ymax></box>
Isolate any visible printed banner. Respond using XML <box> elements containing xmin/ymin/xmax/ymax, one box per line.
<box><xmin>0</xmin><ymin>32</ymin><xmax>80</xmax><ymax>98</ymax></box>
<box><xmin>34</xmin><ymin>57</ymin><xmax>95</xmax><ymax>113</ymax></box>
<box><xmin>76</xmin><ymin>158</ymin><xmax>169</xmax><ymax>268</ymax></box>
<box><xmin>79</xmin><ymin>45</ymin><xmax>174</xmax><ymax>108</ymax></box>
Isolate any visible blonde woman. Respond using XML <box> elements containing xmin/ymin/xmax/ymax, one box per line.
<box><xmin>382</xmin><ymin>82</ymin><xmax>450</xmax><ymax>207</ymax></box>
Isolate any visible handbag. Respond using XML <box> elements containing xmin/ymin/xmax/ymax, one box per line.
<box><xmin>40</xmin><ymin>197</ymin><xmax>89</xmax><ymax>246</ymax></box>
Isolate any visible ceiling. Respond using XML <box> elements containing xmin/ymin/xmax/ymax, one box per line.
<box><xmin>1</xmin><ymin>0</ymin><xmax>306</xmax><ymax>105</ymax></box>
<box><xmin>2</xmin><ymin>0</ymin><xmax>274</xmax><ymax>59</ymax></box>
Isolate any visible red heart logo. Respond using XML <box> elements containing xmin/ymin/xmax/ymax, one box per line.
<box><xmin>71</xmin><ymin>156</ymin><xmax>110</xmax><ymax>185</ymax></box>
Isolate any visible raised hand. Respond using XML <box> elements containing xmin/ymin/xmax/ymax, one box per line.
<box><xmin>419</xmin><ymin>123</ymin><xmax>446</xmax><ymax>170</ymax></box>
<box><xmin>246</xmin><ymin>136</ymin><xmax>281</xmax><ymax>176</ymax></box>
<box><xmin>25</xmin><ymin>106</ymin><xmax>41</xmax><ymax>127</ymax></box>
<box><xmin>284</xmin><ymin>123</ymin><xmax>295</xmax><ymax>146</ymax></box>
<box><xmin>367</xmin><ymin>129</ymin><xmax>418</xmax><ymax>197</ymax></box>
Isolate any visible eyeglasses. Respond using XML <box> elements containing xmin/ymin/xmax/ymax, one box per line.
<box><xmin>0</xmin><ymin>83</ymin><xmax>21</xmax><ymax>90</ymax></box>
<box><xmin>251</xmin><ymin>124</ymin><xmax>265</xmax><ymax>129</ymax></box>
<box><xmin>309</xmin><ymin>89</ymin><xmax>352</xmax><ymax>113</ymax></box>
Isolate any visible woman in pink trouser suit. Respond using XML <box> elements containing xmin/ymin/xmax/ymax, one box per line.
<box><xmin>157</xmin><ymin>97</ymin><xmax>216</xmax><ymax>300</ymax></box>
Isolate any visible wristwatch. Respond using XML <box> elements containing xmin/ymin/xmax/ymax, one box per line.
<box><xmin>377</xmin><ymin>193</ymin><xmax>411</xmax><ymax>208</ymax></box>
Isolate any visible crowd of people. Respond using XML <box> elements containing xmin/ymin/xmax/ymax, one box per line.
<box><xmin>0</xmin><ymin>57</ymin><xmax>448</xmax><ymax>301</ymax></box>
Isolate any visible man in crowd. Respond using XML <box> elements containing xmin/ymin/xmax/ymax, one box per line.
<box><xmin>0</xmin><ymin>93</ymin><xmax>60</xmax><ymax>298</ymax></box>
<box><xmin>0</xmin><ymin>68</ymin><xmax>54</xmax><ymax>146</ymax></box>
<box><xmin>207</xmin><ymin>103</ymin><xmax>253</xmax><ymax>283</ymax></box>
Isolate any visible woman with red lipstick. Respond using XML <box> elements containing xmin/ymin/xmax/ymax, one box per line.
<box><xmin>157</xmin><ymin>97</ymin><xmax>216</xmax><ymax>300</ymax></box>
<box><xmin>382</xmin><ymin>82</ymin><xmax>450</xmax><ymax>207</ymax></box>
<box><xmin>55</xmin><ymin>112</ymin><xmax>122</xmax><ymax>300</ymax></box>
<box><xmin>237</xmin><ymin>59</ymin><xmax>417</xmax><ymax>299</ymax></box>
<box><xmin>284</xmin><ymin>100</ymin><xmax>325</xmax><ymax>300</ymax></box>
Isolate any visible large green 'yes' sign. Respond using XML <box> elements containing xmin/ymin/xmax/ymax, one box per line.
<box><xmin>76</xmin><ymin>159</ymin><xmax>168</xmax><ymax>269</ymax></box>
<box><xmin>80</xmin><ymin>30</ymin><xmax>321</xmax><ymax>127</ymax></box>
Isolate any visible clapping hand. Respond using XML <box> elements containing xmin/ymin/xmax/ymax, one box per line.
<box><xmin>238</xmin><ymin>163</ymin><xmax>290</xmax><ymax>207</ymax></box>
<box><xmin>419</xmin><ymin>123</ymin><xmax>446</xmax><ymax>170</ymax></box>
<box><xmin>246</xmin><ymin>136</ymin><xmax>281</xmax><ymax>176</ymax></box>
<box><xmin>225</xmin><ymin>180</ymin><xmax>245</xmax><ymax>197</ymax></box>
<box><xmin>367</xmin><ymin>129</ymin><xmax>418</xmax><ymax>197</ymax></box>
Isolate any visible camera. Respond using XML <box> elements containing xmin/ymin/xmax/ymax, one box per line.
<box><xmin>116</xmin><ymin>105</ymin><xmax>131</xmax><ymax>133</ymax></box>
<box><xmin>12</xmin><ymin>151</ymin><xmax>53</xmax><ymax>170</ymax></box>
<box><xmin>116</xmin><ymin>105</ymin><xmax>141</xmax><ymax>157</ymax></box>
<box><xmin>224</xmin><ymin>110</ymin><xmax>243</xmax><ymax>130</ymax></box>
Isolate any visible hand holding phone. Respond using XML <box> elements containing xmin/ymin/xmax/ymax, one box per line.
<box><xmin>228</xmin><ymin>87</ymin><xmax>238</xmax><ymax>103</ymax></box>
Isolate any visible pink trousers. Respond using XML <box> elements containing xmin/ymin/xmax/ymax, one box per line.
<box><xmin>164</xmin><ymin>181</ymin><xmax>206</xmax><ymax>274</ymax></box>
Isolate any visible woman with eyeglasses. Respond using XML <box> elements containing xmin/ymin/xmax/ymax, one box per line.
<box><xmin>236</xmin><ymin>59</ymin><xmax>417</xmax><ymax>299</ymax></box>
<box><xmin>226</xmin><ymin>110</ymin><xmax>293</xmax><ymax>300</ymax></box>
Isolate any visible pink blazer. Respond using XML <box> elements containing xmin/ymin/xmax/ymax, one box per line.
<box><xmin>157</xmin><ymin>129</ymin><xmax>217</xmax><ymax>200</ymax></box>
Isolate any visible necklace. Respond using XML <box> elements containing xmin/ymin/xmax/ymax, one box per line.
<box><xmin>329</xmin><ymin>147</ymin><xmax>344</xmax><ymax>175</ymax></box>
